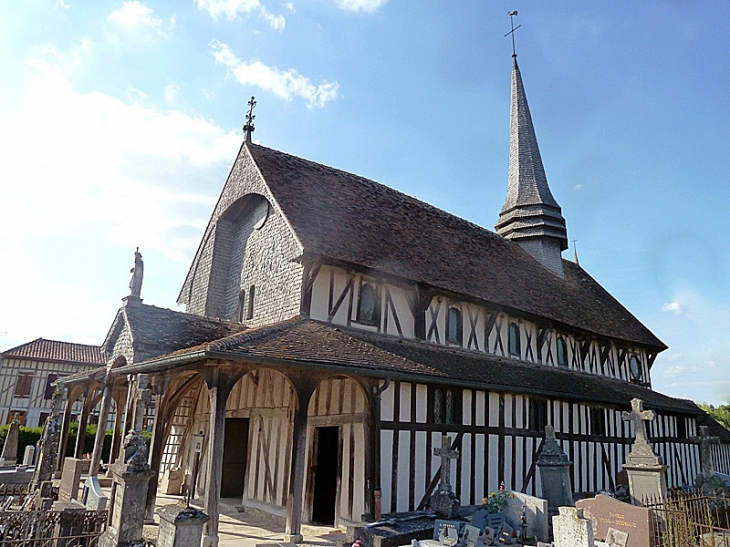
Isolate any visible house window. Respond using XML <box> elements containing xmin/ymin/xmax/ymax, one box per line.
<box><xmin>590</xmin><ymin>407</ymin><xmax>606</xmax><ymax>436</ymax></box>
<box><xmin>556</xmin><ymin>337</ymin><xmax>568</xmax><ymax>366</ymax></box>
<box><xmin>529</xmin><ymin>399</ymin><xmax>548</xmax><ymax>432</ymax></box>
<box><xmin>247</xmin><ymin>285</ymin><xmax>255</xmax><ymax>320</ymax></box>
<box><xmin>508</xmin><ymin>322</ymin><xmax>521</xmax><ymax>357</ymax></box>
<box><xmin>237</xmin><ymin>289</ymin><xmax>246</xmax><ymax>322</ymax></box>
<box><xmin>446</xmin><ymin>307</ymin><xmax>463</xmax><ymax>345</ymax></box>
<box><xmin>14</xmin><ymin>373</ymin><xmax>33</xmax><ymax>398</ymax></box>
<box><xmin>6</xmin><ymin>411</ymin><xmax>26</xmax><ymax>426</ymax></box>
<box><xmin>356</xmin><ymin>282</ymin><xmax>380</xmax><ymax>326</ymax></box>
<box><xmin>430</xmin><ymin>386</ymin><xmax>462</xmax><ymax>425</ymax></box>
<box><xmin>44</xmin><ymin>373</ymin><xmax>59</xmax><ymax>400</ymax></box>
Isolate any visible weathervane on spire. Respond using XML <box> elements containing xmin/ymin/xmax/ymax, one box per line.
<box><xmin>243</xmin><ymin>96</ymin><xmax>256</xmax><ymax>143</ymax></box>
<box><xmin>505</xmin><ymin>11</ymin><xmax>521</xmax><ymax>57</ymax></box>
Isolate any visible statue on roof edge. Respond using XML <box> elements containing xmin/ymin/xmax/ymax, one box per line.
<box><xmin>129</xmin><ymin>247</ymin><xmax>144</xmax><ymax>298</ymax></box>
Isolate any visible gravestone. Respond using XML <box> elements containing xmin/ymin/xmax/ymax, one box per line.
<box><xmin>575</xmin><ymin>494</ymin><xmax>652</xmax><ymax>547</ymax></box>
<box><xmin>31</xmin><ymin>388</ymin><xmax>64</xmax><ymax>490</ymax></box>
<box><xmin>537</xmin><ymin>425</ymin><xmax>573</xmax><ymax>514</ymax></box>
<box><xmin>82</xmin><ymin>476</ymin><xmax>109</xmax><ymax>511</ymax></box>
<box><xmin>503</xmin><ymin>491</ymin><xmax>549</xmax><ymax>542</ymax></box>
<box><xmin>621</xmin><ymin>398</ymin><xmax>667</xmax><ymax>504</ymax></box>
<box><xmin>1</xmin><ymin>418</ymin><xmax>20</xmax><ymax>465</ymax></box>
<box><xmin>160</xmin><ymin>467</ymin><xmax>185</xmax><ymax>495</ymax></box>
<box><xmin>23</xmin><ymin>445</ymin><xmax>35</xmax><ymax>466</ymax></box>
<box><xmin>59</xmin><ymin>457</ymin><xmax>88</xmax><ymax>501</ymax></box>
<box><xmin>552</xmin><ymin>507</ymin><xmax>593</xmax><ymax>547</ymax></box>
<box><xmin>349</xmin><ymin>514</ymin><xmax>437</xmax><ymax>547</ymax></box>
<box><xmin>157</xmin><ymin>504</ymin><xmax>210</xmax><ymax>547</ymax></box>
<box><xmin>428</xmin><ymin>436</ymin><xmax>459</xmax><ymax>518</ymax></box>
<box><xmin>694</xmin><ymin>426</ymin><xmax>727</xmax><ymax>495</ymax></box>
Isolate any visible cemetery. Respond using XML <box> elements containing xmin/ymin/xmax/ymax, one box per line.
<box><xmin>0</xmin><ymin>390</ymin><xmax>728</xmax><ymax>547</ymax></box>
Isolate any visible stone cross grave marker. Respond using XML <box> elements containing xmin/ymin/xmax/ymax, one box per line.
<box><xmin>697</xmin><ymin>425</ymin><xmax>720</xmax><ymax>477</ymax></box>
<box><xmin>622</xmin><ymin>399</ymin><xmax>654</xmax><ymax>451</ymax></box>
<box><xmin>434</xmin><ymin>435</ymin><xmax>458</xmax><ymax>494</ymax></box>
<box><xmin>428</xmin><ymin>435</ymin><xmax>459</xmax><ymax>517</ymax></box>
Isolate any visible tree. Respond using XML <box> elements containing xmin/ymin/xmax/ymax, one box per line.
<box><xmin>698</xmin><ymin>403</ymin><xmax>730</xmax><ymax>431</ymax></box>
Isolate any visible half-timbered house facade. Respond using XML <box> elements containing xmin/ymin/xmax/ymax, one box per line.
<box><xmin>54</xmin><ymin>55</ymin><xmax>730</xmax><ymax>546</ymax></box>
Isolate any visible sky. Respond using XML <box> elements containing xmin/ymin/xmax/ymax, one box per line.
<box><xmin>1</xmin><ymin>1</ymin><xmax>729</xmax><ymax>406</ymax></box>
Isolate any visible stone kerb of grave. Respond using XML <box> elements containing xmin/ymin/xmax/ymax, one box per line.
<box><xmin>575</xmin><ymin>494</ymin><xmax>652</xmax><ymax>547</ymax></box>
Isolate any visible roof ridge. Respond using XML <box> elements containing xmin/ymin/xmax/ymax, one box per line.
<box><xmin>207</xmin><ymin>316</ymin><xmax>304</xmax><ymax>351</ymax></box>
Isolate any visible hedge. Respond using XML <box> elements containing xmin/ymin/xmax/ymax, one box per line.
<box><xmin>0</xmin><ymin>423</ymin><xmax>114</xmax><ymax>464</ymax></box>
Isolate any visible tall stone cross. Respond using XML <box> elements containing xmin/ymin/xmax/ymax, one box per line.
<box><xmin>131</xmin><ymin>374</ymin><xmax>151</xmax><ymax>434</ymax></box>
<box><xmin>697</xmin><ymin>425</ymin><xmax>720</xmax><ymax>476</ymax></box>
<box><xmin>434</xmin><ymin>435</ymin><xmax>459</xmax><ymax>493</ymax></box>
<box><xmin>622</xmin><ymin>398</ymin><xmax>655</xmax><ymax>447</ymax></box>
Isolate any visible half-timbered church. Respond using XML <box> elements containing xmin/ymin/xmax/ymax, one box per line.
<box><xmin>53</xmin><ymin>53</ymin><xmax>730</xmax><ymax>545</ymax></box>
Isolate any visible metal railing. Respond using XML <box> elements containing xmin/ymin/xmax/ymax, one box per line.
<box><xmin>0</xmin><ymin>509</ymin><xmax>108</xmax><ymax>547</ymax></box>
<box><xmin>643</xmin><ymin>492</ymin><xmax>730</xmax><ymax>547</ymax></box>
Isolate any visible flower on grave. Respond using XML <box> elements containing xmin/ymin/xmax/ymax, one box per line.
<box><xmin>481</xmin><ymin>487</ymin><xmax>512</xmax><ymax>514</ymax></box>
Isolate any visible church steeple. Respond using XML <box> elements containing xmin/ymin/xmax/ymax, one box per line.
<box><xmin>495</xmin><ymin>55</ymin><xmax>568</xmax><ymax>277</ymax></box>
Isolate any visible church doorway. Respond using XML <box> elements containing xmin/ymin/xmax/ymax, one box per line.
<box><xmin>221</xmin><ymin>418</ymin><xmax>249</xmax><ymax>497</ymax></box>
<box><xmin>311</xmin><ymin>426</ymin><xmax>340</xmax><ymax>525</ymax></box>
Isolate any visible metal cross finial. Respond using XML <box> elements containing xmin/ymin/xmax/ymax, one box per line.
<box><xmin>505</xmin><ymin>11</ymin><xmax>521</xmax><ymax>57</ymax></box>
<box><xmin>243</xmin><ymin>96</ymin><xmax>256</xmax><ymax>142</ymax></box>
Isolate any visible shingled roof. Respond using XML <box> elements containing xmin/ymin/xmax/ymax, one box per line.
<box><xmin>1</xmin><ymin>338</ymin><xmax>103</xmax><ymax>365</ymax></box>
<box><xmin>132</xmin><ymin>318</ymin><xmax>688</xmax><ymax>415</ymax></box>
<box><xmin>245</xmin><ymin>143</ymin><xmax>665</xmax><ymax>350</ymax></box>
<box><xmin>102</xmin><ymin>302</ymin><xmax>246</xmax><ymax>360</ymax></box>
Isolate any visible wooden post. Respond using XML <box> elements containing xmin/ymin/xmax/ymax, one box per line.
<box><xmin>202</xmin><ymin>368</ymin><xmax>233</xmax><ymax>547</ymax></box>
<box><xmin>55</xmin><ymin>396</ymin><xmax>74</xmax><ymax>476</ymax></box>
<box><xmin>90</xmin><ymin>383</ymin><xmax>112</xmax><ymax>475</ymax></box>
<box><xmin>285</xmin><ymin>374</ymin><xmax>317</xmax><ymax>543</ymax></box>
<box><xmin>73</xmin><ymin>393</ymin><xmax>89</xmax><ymax>459</ymax></box>
<box><xmin>145</xmin><ymin>390</ymin><xmax>166</xmax><ymax>522</ymax></box>
<box><xmin>109</xmin><ymin>388</ymin><xmax>126</xmax><ymax>467</ymax></box>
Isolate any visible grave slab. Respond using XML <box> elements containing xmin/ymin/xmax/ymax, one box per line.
<box><xmin>575</xmin><ymin>494</ymin><xmax>652</xmax><ymax>547</ymax></box>
<box><xmin>504</xmin><ymin>491</ymin><xmax>549</xmax><ymax>542</ymax></box>
<box><xmin>59</xmin><ymin>457</ymin><xmax>87</xmax><ymax>502</ymax></box>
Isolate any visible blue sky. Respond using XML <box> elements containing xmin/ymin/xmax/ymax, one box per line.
<box><xmin>1</xmin><ymin>1</ymin><xmax>729</xmax><ymax>405</ymax></box>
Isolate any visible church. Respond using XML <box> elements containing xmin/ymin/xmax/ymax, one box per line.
<box><xmin>52</xmin><ymin>52</ymin><xmax>730</xmax><ymax>545</ymax></box>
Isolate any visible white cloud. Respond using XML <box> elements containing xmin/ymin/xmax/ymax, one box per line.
<box><xmin>58</xmin><ymin>0</ymin><xmax>70</xmax><ymax>9</ymax></box>
<box><xmin>574</xmin><ymin>183</ymin><xmax>584</xmax><ymax>190</ymax></box>
<box><xmin>109</xmin><ymin>1</ymin><xmax>174</xmax><ymax>37</ymax></box>
<box><xmin>662</xmin><ymin>300</ymin><xmax>683</xmax><ymax>314</ymax></box>
<box><xmin>662</xmin><ymin>365</ymin><xmax>698</xmax><ymax>377</ymax></box>
<box><xmin>164</xmin><ymin>83</ymin><xmax>180</xmax><ymax>104</ymax></box>
<box><xmin>196</xmin><ymin>0</ymin><xmax>285</xmax><ymax>30</ymax></box>
<box><xmin>284</xmin><ymin>2</ymin><xmax>295</xmax><ymax>13</ymax></box>
<box><xmin>335</xmin><ymin>0</ymin><xmax>387</xmax><ymax>13</ymax></box>
<box><xmin>211</xmin><ymin>41</ymin><xmax>339</xmax><ymax>108</ymax></box>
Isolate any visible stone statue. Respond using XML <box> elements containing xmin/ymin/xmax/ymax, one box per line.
<box><xmin>129</xmin><ymin>247</ymin><xmax>144</xmax><ymax>298</ymax></box>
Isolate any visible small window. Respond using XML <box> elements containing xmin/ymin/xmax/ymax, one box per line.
<box><xmin>14</xmin><ymin>373</ymin><xmax>33</xmax><ymax>398</ymax></box>
<box><xmin>237</xmin><ymin>289</ymin><xmax>246</xmax><ymax>322</ymax></box>
<box><xmin>430</xmin><ymin>386</ymin><xmax>462</xmax><ymax>425</ymax></box>
<box><xmin>446</xmin><ymin>307</ymin><xmax>463</xmax><ymax>345</ymax></box>
<box><xmin>629</xmin><ymin>354</ymin><xmax>642</xmax><ymax>383</ymax></box>
<box><xmin>529</xmin><ymin>399</ymin><xmax>548</xmax><ymax>432</ymax></box>
<box><xmin>6</xmin><ymin>411</ymin><xmax>26</xmax><ymax>426</ymax></box>
<box><xmin>508</xmin><ymin>322</ymin><xmax>521</xmax><ymax>357</ymax></box>
<box><xmin>247</xmin><ymin>285</ymin><xmax>255</xmax><ymax>320</ymax></box>
<box><xmin>590</xmin><ymin>407</ymin><xmax>606</xmax><ymax>436</ymax></box>
<box><xmin>356</xmin><ymin>283</ymin><xmax>380</xmax><ymax>326</ymax></box>
<box><xmin>44</xmin><ymin>373</ymin><xmax>59</xmax><ymax>400</ymax></box>
<box><xmin>556</xmin><ymin>337</ymin><xmax>568</xmax><ymax>366</ymax></box>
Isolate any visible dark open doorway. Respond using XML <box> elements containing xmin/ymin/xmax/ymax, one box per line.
<box><xmin>221</xmin><ymin>418</ymin><xmax>249</xmax><ymax>497</ymax></box>
<box><xmin>311</xmin><ymin>426</ymin><xmax>339</xmax><ymax>525</ymax></box>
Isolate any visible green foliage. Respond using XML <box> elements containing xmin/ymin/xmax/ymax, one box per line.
<box><xmin>0</xmin><ymin>423</ymin><xmax>118</xmax><ymax>465</ymax></box>
<box><xmin>698</xmin><ymin>403</ymin><xmax>730</xmax><ymax>431</ymax></box>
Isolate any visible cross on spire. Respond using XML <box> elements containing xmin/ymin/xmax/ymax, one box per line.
<box><xmin>622</xmin><ymin>398</ymin><xmax>655</xmax><ymax>447</ymax></box>
<box><xmin>434</xmin><ymin>435</ymin><xmax>459</xmax><ymax>493</ymax></box>
<box><xmin>505</xmin><ymin>11</ymin><xmax>521</xmax><ymax>57</ymax></box>
<box><xmin>243</xmin><ymin>96</ymin><xmax>256</xmax><ymax>143</ymax></box>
